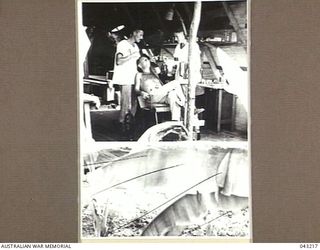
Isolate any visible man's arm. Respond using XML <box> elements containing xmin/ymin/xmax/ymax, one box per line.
<box><xmin>115</xmin><ymin>51</ymin><xmax>140</xmax><ymax>66</ymax></box>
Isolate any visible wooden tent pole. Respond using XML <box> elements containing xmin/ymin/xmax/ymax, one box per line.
<box><xmin>186</xmin><ymin>0</ymin><xmax>202</xmax><ymax>140</ymax></box>
<box><xmin>175</xmin><ymin>9</ymin><xmax>188</xmax><ymax>37</ymax></box>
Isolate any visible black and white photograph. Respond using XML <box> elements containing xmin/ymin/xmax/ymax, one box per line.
<box><xmin>81</xmin><ymin>142</ymin><xmax>249</xmax><ymax>238</ymax></box>
<box><xmin>78</xmin><ymin>0</ymin><xmax>250</xmax><ymax>240</ymax></box>
<box><xmin>79</xmin><ymin>0</ymin><xmax>248</xmax><ymax>142</ymax></box>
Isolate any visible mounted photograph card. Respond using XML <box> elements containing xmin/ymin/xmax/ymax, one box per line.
<box><xmin>77</xmin><ymin>0</ymin><xmax>250</xmax><ymax>241</ymax></box>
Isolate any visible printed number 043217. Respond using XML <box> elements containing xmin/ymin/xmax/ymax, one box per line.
<box><xmin>300</xmin><ymin>244</ymin><xmax>318</xmax><ymax>249</ymax></box>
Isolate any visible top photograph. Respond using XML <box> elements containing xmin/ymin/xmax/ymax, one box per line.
<box><xmin>78</xmin><ymin>0</ymin><xmax>248</xmax><ymax>142</ymax></box>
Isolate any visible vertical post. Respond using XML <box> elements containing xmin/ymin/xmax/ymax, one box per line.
<box><xmin>231</xmin><ymin>95</ymin><xmax>237</xmax><ymax>131</ymax></box>
<box><xmin>83</xmin><ymin>102</ymin><xmax>93</xmax><ymax>141</ymax></box>
<box><xmin>217</xmin><ymin>89</ymin><xmax>223</xmax><ymax>133</ymax></box>
<box><xmin>175</xmin><ymin>9</ymin><xmax>188</xmax><ymax>37</ymax></box>
<box><xmin>186</xmin><ymin>1</ymin><xmax>202</xmax><ymax>140</ymax></box>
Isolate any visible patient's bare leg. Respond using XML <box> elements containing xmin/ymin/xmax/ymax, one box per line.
<box><xmin>167</xmin><ymin>91</ymin><xmax>181</xmax><ymax>121</ymax></box>
<box><xmin>161</xmin><ymin>80</ymin><xmax>186</xmax><ymax>106</ymax></box>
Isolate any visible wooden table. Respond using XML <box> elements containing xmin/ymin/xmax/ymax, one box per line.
<box><xmin>197</xmin><ymin>81</ymin><xmax>236</xmax><ymax>133</ymax></box>
<box><xmin>83</xmin><ymin>75</ymin><xmax>113</xmax><ymax>103</ymax></box>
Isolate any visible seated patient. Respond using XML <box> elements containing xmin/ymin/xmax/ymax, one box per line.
<box><xmin>135</xmin><ymin>54</ymin><xmax>186</xmax><ymax>121</ymax></box>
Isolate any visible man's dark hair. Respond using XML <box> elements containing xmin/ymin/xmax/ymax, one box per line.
<box><xmin>136</xmin><ymin>54</ymin><xmax>150</xmax><ymax>72</ymax></box>
<box><xmin>126</xmin><ymin>26</ymin><xmax>143</xmax><ymax>37</ymax></box>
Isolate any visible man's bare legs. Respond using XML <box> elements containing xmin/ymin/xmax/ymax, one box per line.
<box><xmin>167</xmin><ymin>91</ymin><xmax>182</xmax><ymax>121</ymax></box>
<box><xmin>159</xmin><ymin>80</ymin><xmax>185</xmax><ymax>105</ymax></box>
<box><xmin>150</xmin><ymin>80</ymin><xmax>186</xmax><ymax>121</ymax></box>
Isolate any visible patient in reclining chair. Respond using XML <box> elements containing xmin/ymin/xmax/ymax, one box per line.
<box><xmin>134</xmin><ymin>54</ymin><xmax>186</xmax><ymax>121</ymax></box>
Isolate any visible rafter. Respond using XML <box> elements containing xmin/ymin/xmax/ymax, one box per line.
<box><xmin>222</xmin><ymin>2</ymin><xmax>246</xmax><ymax>45</ymax></box>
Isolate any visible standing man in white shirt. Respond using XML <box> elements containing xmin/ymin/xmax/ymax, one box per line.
<box><xmin>112</xmin><ymin>28</ymin><xmax>144</xmax><ymax>130</ymax></box>
<box><xmin>173</xmin><ymin>29</ymin><xmax>204</xmax><ymax>96</ymax></box>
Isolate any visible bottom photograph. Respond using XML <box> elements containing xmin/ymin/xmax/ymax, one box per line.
<box><xmin>81</xmin><ymin>142</ymin><xmax>250</xmax><ymax>239</ymax></box>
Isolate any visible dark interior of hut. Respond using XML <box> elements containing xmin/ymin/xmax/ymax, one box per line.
<box><xmin>81</xmin><ymin>1</ymin><xmax>248</xmax><ymax>141</ymax></box>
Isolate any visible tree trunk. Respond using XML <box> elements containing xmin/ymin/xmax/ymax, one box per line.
<box><xmin>186</xmin><ymin>1</ymin><xmax>202</xmax><ymax>140</ymax></box>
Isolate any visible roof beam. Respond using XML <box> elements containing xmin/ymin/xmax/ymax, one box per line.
<box><xmin>222</xmin><ymin>2</ymin><xmax>246</xmax><ymax>45</ymax></box>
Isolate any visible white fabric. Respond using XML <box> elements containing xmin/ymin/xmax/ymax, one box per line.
<box><xmin>173</xmin><ymin>41</ymin><xmax>202</xmax><ymax>82</ymax></box>
<box><xmin>216</xmin><ymin>47</ymin><xmax>248</xmax><ymax>112</ymax></box>
<box><xmin>112</xmin><ymin>40</ymin><xmax>140</xmax><ymax>85</ymax></box>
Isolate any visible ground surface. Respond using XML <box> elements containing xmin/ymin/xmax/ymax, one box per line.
<box><xmin>90</xmin><ymin>107</ymin><xmax>247</xmax><ymax>141</ymax></box>
<box><xmin>82</xmin><ymin>205</ymin><xmax>249</xmax><ymax>237</ymax></box>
